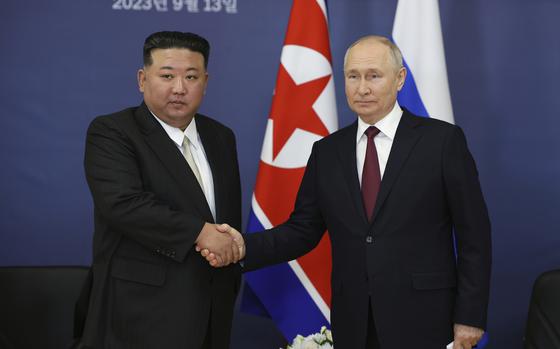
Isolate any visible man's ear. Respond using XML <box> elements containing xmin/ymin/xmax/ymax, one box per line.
<box><xmin>204</xmin><ymin>72</ymin><xmax>209</xmax><ymax>94</ymax></box>
<box><xmin>137</xmin><ymin>69</ymin><xmax>146</xmax><ymax>92</ymax></box>
<box><xmin>397</xmin><ymin>66</ymin><xmax>407</xmax><ymax>91</ymax></box>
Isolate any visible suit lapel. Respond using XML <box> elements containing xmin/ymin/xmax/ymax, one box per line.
<box><xmin>135</xmin><ymin>104</ymin><xmax>214</xmax><ymax>222</ymax></box>
<box><xmin>337</xmin><ymin>121</ymin><xmax>370</xmax><ymax>227</ymax></box>
<box><xmin>196</xmin><ymin>116</ymin><xmax>226</xmax><ymax>223</ymax></box>
<box><xmin>370</xmin><ymin>110</ymin><xmax>422</xmax><ymax>224</ymax></box>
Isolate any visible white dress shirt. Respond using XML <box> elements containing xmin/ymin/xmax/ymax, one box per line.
<box><xmin>356</xmin><ymin>102</ymin><xmax>403</xmax><ymax>186</ymax></box>
<box><xmin>151</xmin><ymin>112</ymin><xmax>216</xmax><ymax>221</ymax></box>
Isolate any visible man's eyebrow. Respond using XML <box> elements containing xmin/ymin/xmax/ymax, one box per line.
<box><xmin>158</xmin><ymin>66</ymin><xmax>200</xmax><ymax>71</ymax></box>
<box><xmin>345</xmin><ymin>68</ymin><xmax>379</xmax><ymax>72</ymax></box>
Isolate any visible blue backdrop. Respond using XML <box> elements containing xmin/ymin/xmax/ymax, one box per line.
<box><xmin>1</xmin><ymin>0</ymin><xmax>559</xmax><ymax>347</ymax></box>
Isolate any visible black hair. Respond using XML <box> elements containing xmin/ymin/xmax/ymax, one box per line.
<box><xmin>143</xmin><ymin>31</ymin><xmax>210</xmax><ymax>68</ymax></box>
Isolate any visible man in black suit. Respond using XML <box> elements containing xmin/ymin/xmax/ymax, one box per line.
<box><xmin>202</xmin><ymin>36</ymin><xmax>491</xmax><ymax>349</ymax></box>
<box><xmin>80</xmin><ymin>31</ymin><xmax>243</xmax><ymax>349</ymax></box>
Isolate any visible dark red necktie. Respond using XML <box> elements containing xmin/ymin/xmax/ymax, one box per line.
<box><xmin>362</xmin><ymin>126</ymin><xmax>381</xmax><ymax>222</ymax></box>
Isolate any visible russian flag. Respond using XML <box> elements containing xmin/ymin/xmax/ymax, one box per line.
<box><xmin>393</xmin><ymin>0</ymin><xmax>487</xmax><ymax>347</ymax></box>
<box><xmin>242</xmin><ymin>0</ymin><xmax>338</xmax><ymax>342</ymax></box>
<box><xmin>392</xmin><ymin>0</ymin><xmax>454</xmax><ymax>123</ymax></box>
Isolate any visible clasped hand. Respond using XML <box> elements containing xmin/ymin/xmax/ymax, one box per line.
<box><xmin>195</xmin><ymin>223</ymin><xmax>245</xmax><ymax>267</ymax></box>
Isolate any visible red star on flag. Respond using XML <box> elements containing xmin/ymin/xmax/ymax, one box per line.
<box><xmin>269</xmin><ymin>64</ymin><xmax>331</xmax><ymax>159</ymax></box>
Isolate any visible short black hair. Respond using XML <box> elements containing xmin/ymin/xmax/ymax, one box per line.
<box><xmin>143</xmin><ymin>31</ymin><xmax>210</xmax><ymax>69</ymax></box>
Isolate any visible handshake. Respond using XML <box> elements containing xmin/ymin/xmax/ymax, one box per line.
<box><xmin>195</xmin><ymin>223</ymin><xmax>245</xmax><ymax>267</ymax></box>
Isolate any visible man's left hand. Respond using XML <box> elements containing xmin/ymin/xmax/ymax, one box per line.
<box><xmin>196</xmin><ymin>224</ymin><xmax>245</xmax><ymax>267</ymax></box>
<box><xmin>453</xmin><ymin>323</ymin><xmax>484</xmax><ymax>349</ymax></box>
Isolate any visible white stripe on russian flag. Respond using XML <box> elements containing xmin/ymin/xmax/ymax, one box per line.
<box><xmin>393</xmin><ymin>0</ymin><xmax>454</xmax><ymax>124</ymax></box>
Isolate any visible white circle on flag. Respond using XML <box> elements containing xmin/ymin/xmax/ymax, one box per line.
<box><xmin>260</xmin><ymin>45</ymin><xmax>338</xmax><ymax>169</ymax></box>
<box><xmin>281</xmin><ymin>45</ymin><xmax>331</xmax><ymax>85</ymax></box>
<box><xmin>260</xmin><ymin>119</ymin><xmax>324</xmax><ymax>168</ymax></box>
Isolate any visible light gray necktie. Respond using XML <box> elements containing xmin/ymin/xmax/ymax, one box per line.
<box><xmin>182</xmin><ymin>136</ymin><xmax>204</xmax><ymax>190</ymax></box>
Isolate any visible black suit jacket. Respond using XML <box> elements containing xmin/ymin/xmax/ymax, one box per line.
<box><xmin>81</xmin><ymin>103</ymin><xmax>241</xmax><ymax>349</ymax></box>
<box><xmin>244</xmin><ymin>109</ymin><xmax>491</xmax><ymax>349</ymax></box>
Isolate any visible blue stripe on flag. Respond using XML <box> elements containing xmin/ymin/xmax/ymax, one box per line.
<box><xmin>396</xmin><ymin>58</ymin><xmax>429</xmax><ymax>118</ymax></box>
<box><xmin>246</xmin><ymin>207</ymin><xmax>266</xmax><ymax>234</ymax></box>
<box><xmin>240</xmin><ymin>280</ymin><xmax>271</xmax><ymax>318</ymax></box>
<box><xmin>241</xmin><ymin>211</ymin><xmax>271</xmax><ymax>318</ymax></box>
<box><xmin>243</xmin><ymin>209</ymin><xmax>329</xmax><ymax>340</ymax></box>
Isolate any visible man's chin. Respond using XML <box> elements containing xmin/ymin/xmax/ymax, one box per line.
<box><xmin>166</xmin><ymin>107</ymin><xmax>193</xmax><ymax>119</ymax></box>
<box><xmin>157</xmin><ymin>111</ymin><xmax>194</xmax><ymax>127</ymax></box>
<box><xmin>353</xmin><ymin>106</ymin><xmax>377</xmax><ymax>116</ymax></box>
<box><xmin>167</xmin><ymin>104</ymin><xmax>189</xmax><ymax>112</ymax></box>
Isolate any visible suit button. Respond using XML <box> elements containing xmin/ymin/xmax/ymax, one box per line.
<box><xmin>366</xmin><ymin>236</ymin><xmax>373</xmax><ymax>244</ymax></box>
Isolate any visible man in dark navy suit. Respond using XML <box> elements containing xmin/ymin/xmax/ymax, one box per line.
<box><xmin>202</xmin><ymin>35</ymin><xmax>491</xmax><ymax>349</ymax></box>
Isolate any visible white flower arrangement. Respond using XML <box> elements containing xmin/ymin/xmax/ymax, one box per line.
<box><xmin>285</xmin><ymin>326</ymin><xmax>333</xmax><ymax>349</ymax></box>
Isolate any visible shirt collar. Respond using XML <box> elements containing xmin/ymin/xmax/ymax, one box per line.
<box><xmin>150</xmin><ymin>110</ymin><xmax>199</xmax><ymax>149</ymax></box>
<box><xmin>356</xmin><ymin>102</ymin><xmax>403</xmax><ymax>143</ymax></box>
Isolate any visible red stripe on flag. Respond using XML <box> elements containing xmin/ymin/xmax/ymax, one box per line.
<box><xmin>254</xmin><ymin>161</ymin><xmax>304</xmax><ymax>226</ymax></box>
<box><xmin>284</xmin><ymin>0</ymin><xmax>332</xmax><ymax>63</ymax></box>
<box><xmin>254</xmin><ymin>160</ymin><xmax>333</xmax><ymax>309</ymax></box>
<box><xmin>296</xmin><ymin>234</ymin><xmax>332</xmax><ymax>307</ymax></box>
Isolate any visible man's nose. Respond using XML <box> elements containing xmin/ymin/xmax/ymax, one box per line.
<box><xmin>172</xmin><ymin>78</ymin><xmax>186</xmax><ymax>94</ymax></box>
<box><xmin>358</xmin><ymin>80</ymin><xmax>371</xmax><ymax>95</ymax></box>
